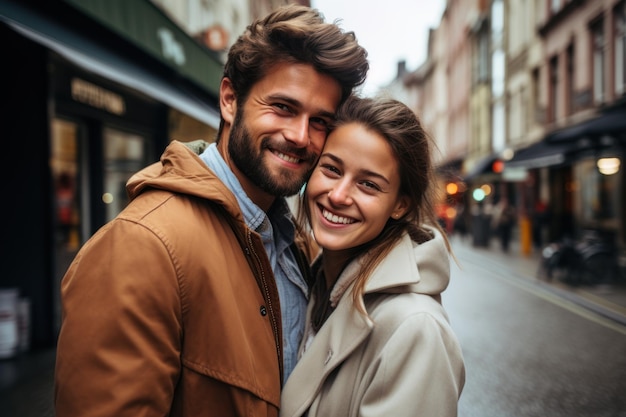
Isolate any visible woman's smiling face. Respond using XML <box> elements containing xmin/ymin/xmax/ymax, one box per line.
<box><xmin>306</xmin><ymin>122</ymin><xmax>408</xmax><ymax>253</ymax></box>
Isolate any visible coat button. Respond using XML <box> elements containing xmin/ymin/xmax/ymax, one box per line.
<box><xmin>260</xmin><ymin>305</ymin><xmax>267</xmax><ymax>316</ymax></box>
<box><xmin>324</xmin><ymin>349</ymin><xmax>333</xmax><ymax>365</ymax></box>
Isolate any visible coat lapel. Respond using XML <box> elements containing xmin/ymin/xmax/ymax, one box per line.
<box><xmin>280</xmin><ymin>293</ymin><xmax>373</xmax><ymax>417</ymax></box>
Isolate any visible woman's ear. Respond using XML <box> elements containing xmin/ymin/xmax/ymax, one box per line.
<box><xmin>220</xmin><ymin>78</ymin><xmax>236</xmax><ymax>124</ymax></box>
<box><xmin>391</xmin><ymin>196</ymin><xmax>410</xmax><ymax>220</ymax></box>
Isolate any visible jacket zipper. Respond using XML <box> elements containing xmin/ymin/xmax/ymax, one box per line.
<box><xmin>246</xmin><ymin>230</ymin><xmax>283</xmax><ymax>383</ymax></box>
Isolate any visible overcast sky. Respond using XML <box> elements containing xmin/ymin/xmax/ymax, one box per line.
<box><xmin>310</xmin><ymin>0</ymin><xmax>446</xmax><ymax>96</ymax></box>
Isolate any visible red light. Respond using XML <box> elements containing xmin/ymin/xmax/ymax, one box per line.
<box><xmin>492</xmin><ymin>160</ymin><xmax>504</xmax><ymax>173</ymax></box>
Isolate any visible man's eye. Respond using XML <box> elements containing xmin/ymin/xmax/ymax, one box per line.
<box><xmin>310</xmin><ymin>117</ymin><xmax>330</xmax><ymax>131</ymax></box>
<box><xmin>274</xmin><ymin>103</ymin><xmax>292</xmax><ymax>113</ymax></box>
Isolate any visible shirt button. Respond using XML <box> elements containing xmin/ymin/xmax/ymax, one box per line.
<box><xmin>260</xmin><ymin>305</ymin><xmax>267</xmax><ymax>316</ymax></box>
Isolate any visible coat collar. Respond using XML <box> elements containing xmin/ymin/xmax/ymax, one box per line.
<box><xmin>330</xmin><ymin>227</ymin><xmax>449</xmax><ymax>307</ymax></box>
<box><xmin>281</xmin><ymin>228</ymin><xmax>450</xmax><ymax>416</ymax></box>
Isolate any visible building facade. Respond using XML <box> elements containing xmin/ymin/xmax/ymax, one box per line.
<box><xmin>506</xmin><ymin>0</ymin><xmax>625</xmax><ymax>251</ymax></box>
<box><xmin>386</xmin><ymin>0</ymin><xmax>624</xmax><ymax>258</ymax></box>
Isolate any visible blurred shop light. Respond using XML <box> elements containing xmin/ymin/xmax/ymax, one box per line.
<box><xmin>102</xmin><ymin>193</ymin><xmax>114</xmax><ymax>204</ymax></box>
<box><xmin>492</xmin><ymin>159</ymin><xmax>504</xmax><ymax>173</ymax></box>
<box><xmin>472</xmin><ymin>188</ymin><xmax>486</xmax><ymax>202</ymax></box>
<box><xmin>480</xmin><ymin>184</ymin><xmax>492</xmax><ymax>196</ymax></box>
<box><xmin>597</xmin><ymin>157</ymin><xmax>621</xmax><ymax>175</ymax></box>
<box><xmin>501</xmin><ymin>147</ymin><xmax>514</xmax><ymax>161</ymax></box>
<box><xmin>446</xmin><ymin>182</ymin><xmax>459</xmax><ymax>195</ymax></box>
<box><xmin>445</xmin><ymin>206</ymin><xmax>457</xmax><ymax>220</ymax></box>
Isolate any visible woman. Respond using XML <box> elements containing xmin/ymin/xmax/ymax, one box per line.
<box><xmin>281</xmin><ymin>96</ymin><xmax>465</xmax><ymax>417</ymax></box>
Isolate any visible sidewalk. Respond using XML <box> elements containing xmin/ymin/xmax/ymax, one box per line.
<box><xmin>0</xmin><ymin>347</ymin><xmax>55</xmax><ymax>417</ymax></box>
<box><xmin>450</xmin><ymin>233</ymin><xmax>626</xmax><ymax>327</ymax></box>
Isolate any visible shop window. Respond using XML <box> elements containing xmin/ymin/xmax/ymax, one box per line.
<box><xmin>491</xmin><ymin>0</ymin><xmax>504</xmax><ymax>44</ymax></box>
<box><xmin>549</xmin><ymin>56</ymin><xmax>559</xmax><ymax>122</ymax></box>
<box><xmin>477</xmin><ymin>30</ymin><xmax>489</xmax><ymax>84</ymax></box>
<box><xmin>103</xmin><ymin>128</ymin><xmax>148</xmax><ymax>222</ymax></box>
<box><xmin>51</xmin><ymin>118</ymin><xmax>81</xmax><ymax>332</ymax></box>
<box><xmin>532</xmin><ymin>67</ymin><xmax>542</xmax><ymax>123</ymax></box>
<box><xmin>591</xmin><ymin>18</ymin><xmax>606</xmax><ymax>104</ymax></box>
<box><xmin>566</xmin><ymin>43</ymin><xmax>575</xmax><ymax>114</ymax></box>
<box><xmin>51</xmin><ymin>120</ymin><xmax>80</xmax><ymax>251</ymax></box>
<box><xmin>576</xmin><ymin>157</ymin><xmax>621</xmax><ymax>228</ymax></box>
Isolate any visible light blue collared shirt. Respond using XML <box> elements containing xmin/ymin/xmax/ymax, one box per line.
<box><xmin>200</xmin><ymin>143</ymin><xmax>308</xmax><ymax>382</ymax></box>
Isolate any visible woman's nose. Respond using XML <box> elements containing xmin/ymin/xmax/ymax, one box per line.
<box><xmin>327</xmin><ymin>183</ymin><xmax>352</xmax><ymax>205</ymax></box>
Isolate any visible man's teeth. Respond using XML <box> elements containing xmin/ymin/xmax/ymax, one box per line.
<box><xmin>322</xmin><ymin>208</ymin><xmax>355</xmax><ymax>224</ymax></box>
<box><xmin>275</xmin><ymin>151</ymin><xmax>300</xmax><ymax>164</ymax></box>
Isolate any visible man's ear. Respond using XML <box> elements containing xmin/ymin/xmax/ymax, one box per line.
<box><xmin>220</xmin><ymin>78</ymin><xmax>236</xmax><ymax>124</ymax></box>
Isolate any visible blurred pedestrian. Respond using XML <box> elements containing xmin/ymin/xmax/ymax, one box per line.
<box><xmin>492</xmin><ymin>197</ymin><xmax>516</xmax><ymax>252</ymax></box>
<box><xmin>532</xmin><ymin>199</ymin><xmax>549</xmax><ymax>249</ymax></box>
<box><xmin>453</xmin><ymin>203</ymin><xmax>468</xmax><ymax>239</ymax></box>
<box><xmin>54</xmin><ymin>5</ymin><xmax>369</xmax><ymax>417</ymax></box>
<box><xmin>54</xmin><ymin>172</ymin><xmax>75</xmax><ymax>245</ymax></box>
<box><xmin>281</xmin><ymin>97</ymin><xmax>465</xmax><ymax>417</ymax></box>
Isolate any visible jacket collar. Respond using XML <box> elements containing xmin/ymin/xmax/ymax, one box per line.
<box><xmin>126</xmin><ymin>140</ymin><xmax>244</xmax><ymax>222</ymax></box>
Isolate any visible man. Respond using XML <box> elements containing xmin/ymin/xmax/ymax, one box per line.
<box><xmin>54</xmin><ymin>5</ymin><xmax>368</xmax><ymax>417</ymax></box>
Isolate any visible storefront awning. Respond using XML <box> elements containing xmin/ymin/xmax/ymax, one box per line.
<box><xmin>0</xmin><ymin>2</ymin><xmax>220</xmax><ymax>128</ymax></box>
<box><xmin>546</xmin><ymin>109</ymin><xmax>626</xmax><ymax>143</ymax></box>
<box><xmin>507</xmin><ymin>108</ymin><xmax>626</xmax><ymax>170</ymax></box>
<box><xmin>505</xmin><ymin>140</ymin><xmax>575</xmax><ymax>169</ymax></box>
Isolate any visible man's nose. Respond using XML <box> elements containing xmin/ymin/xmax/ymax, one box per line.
<box><xmin>284</xmin><ymin>116</ymin><xmax>310</xmax><ymax>148</ymax></box>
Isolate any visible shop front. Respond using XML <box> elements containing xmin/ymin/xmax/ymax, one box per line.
<box><xmin>505</xmin><ymin>106</ymin><xmax>626</xmax><ymax>254</ymax></box>
<box><xmin>1</xmin><ymin>0</ymin><xmax>222</xmax><ymax>351</ymax></box>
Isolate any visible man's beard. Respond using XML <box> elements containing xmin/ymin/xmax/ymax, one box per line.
<box><xmin>228</xmin><ymin>108</ymin><xmax>316</xmax><ymax>197</ymax></box>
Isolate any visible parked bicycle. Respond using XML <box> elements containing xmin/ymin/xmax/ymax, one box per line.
<box><xmin>538</xmin><ymin>229</ymin><xmax>622</xmax><ymax>286</ymax></box>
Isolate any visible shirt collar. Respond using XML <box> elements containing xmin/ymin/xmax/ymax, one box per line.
<box><xmin>199</xmin><ymin>143</ymin><xmax>295</xmax><ymax>241</ymax></box>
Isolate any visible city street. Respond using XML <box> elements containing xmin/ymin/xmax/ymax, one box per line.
<box><xmin>447</xmin><ymin>236</ymin><xmax>626</xmax><ymax>417</ymax></box>
<box><xmin>2</xmin><ymin>236</ymin><xmax>626</xmax><ymax>417</ymax></box>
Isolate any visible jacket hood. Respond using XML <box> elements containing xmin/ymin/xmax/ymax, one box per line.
<box><xmin>329</xmin><ymin>226</ymin><xmax>450</xmax><ymax>307</ymax></box>
<box><xmin>126</xmin><ymin>141</ymin><xmax>243</xmax><ymax>222</ymax></box>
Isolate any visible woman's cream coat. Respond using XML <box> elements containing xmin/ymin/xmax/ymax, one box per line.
<box><xmin>280</xmin><ymin>229</ymin><xmax>465</xmax><ymax>417</ymax></box>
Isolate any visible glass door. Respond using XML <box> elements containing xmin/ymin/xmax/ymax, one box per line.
<box><xmin>50</xmin><ymin>118</ymin><xmax>81</xmax><ymax>332</ymax></box>
<box><xmin>102</xmin><ymin>127</ymin><xmax>148</xmax><ymax>222</ymax></box>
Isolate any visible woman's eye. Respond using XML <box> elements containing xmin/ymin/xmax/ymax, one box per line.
<box><xmin>361</xmin><ymin>181</ymin><xmax>381</xmax><ymax>192</ymax></box>
<box><xmin>320</xmin><ymin>164</ymin><xmax>340</xmax><ymax>175</ymax></box>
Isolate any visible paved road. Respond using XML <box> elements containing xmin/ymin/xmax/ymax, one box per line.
<box><xmin>447</xmin><ymin>239</ymin><xmax>626</xmax><ymax>417</ymax></box>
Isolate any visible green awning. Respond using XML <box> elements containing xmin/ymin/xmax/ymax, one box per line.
<box><xmin>64</xmin><ymin>0</ymin><xmax>223</xmax><ymax>96</ymax></box>
<box><xmin>1</xmin><ymin>1</ymin><xmax>220</xmax><ymax>127</ymax></box>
